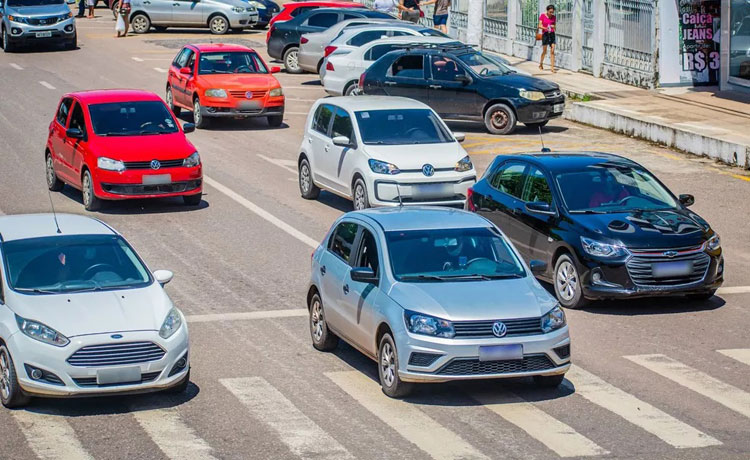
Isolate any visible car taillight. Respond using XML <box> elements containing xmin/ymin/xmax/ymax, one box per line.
<box><xmin>466</xmin><ymin>187</ymin><xmax>477</xmax><ymax>212</ymax></box>
<box><xmin>358</xmin><ymin>72</ymin><xmax>365</xmax><ymax>90</ymax></box>
<box><xmin>266</xmin><ymin>25</ymin><xmax>275</xmax><ymax>42</ymax></box>
<box><xmin>324</xmin><ymin>46</ymin><xmax>337</xmax><ymax>57</ymax></box>
<box><xmin>326</xmin><ymin>61</ymin><xmax>334</xmax><ymax>71</ymax></box>
<box><xmin>301</xmin><ymin>36</ymin><xmax>308</xmax><ymax>44</ymax></box>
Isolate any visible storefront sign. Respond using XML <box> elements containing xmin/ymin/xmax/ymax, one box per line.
<box><xmin>678</xmin><ymin>0</ymin><xmax>721</xmax><ymax>85</ymax></box>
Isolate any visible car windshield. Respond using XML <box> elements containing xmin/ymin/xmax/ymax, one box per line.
<box><xmin>7</xmin><ymin>0</ymin><xmax>63</xmax><ymax>6</ymax></box>
<box><xmin>457</xmin><ymin>51</ymin><xmax>511</xmax><ymax>76</ymax></box>
<box><xmin>88</xmin><ymin>101</ymin><xmax>179</xmax><ymax>136</ymax></box>
<box><xmin>2</xmin><ymin>235</ymin><xmax>152</xmax><ymax>295</ymax></box>
<box><xmin>355</xmin><ymin>109</ymin><xmax>454</xmax><ymax>145</ymax></box>
<box><xmin>386</xmin><ymin>227</ymin><xmax>526</xmax><ymax>282</ymax></box>
<box><xmin>556</xmin><ymin>163</ymin><xmax>679</xmax><ymax>213</ymax></box>
<box><xmin>198</xmin><ymin>52</ymin><xmax>268</xmax><ymax>74</ymax></box>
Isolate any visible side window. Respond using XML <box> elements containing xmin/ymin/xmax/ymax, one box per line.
<box><xmin>348</xmin><ymin>30</ymin><xmax>387</xmax><ymax>47</ymax></box>
<box><xmin>68</xmin><ymin>103</ymin><xmax>86</xmax><ymax>134</ymax></box>
<box><xmin>365</xmin><ymin>44</ymin><xmax>395</xmax><ymax>61</ymax></box>
<box><xmin>331</xmin><ymin>107</ymin><xmax>353</xmax><ymax>140</ymax></box>
<box><xmin>179</xmin><ymin>49</ymin><xmax>194</xmax><ymax>69</ymax></box>
<box><xmin>356</xmin><ymin>229</ymin><xmax>380</xmax><ymax>275</ymax></box>
<box><xmin>390</xmin><ymin>30</ymin><xmax>413</xmax><ymax>37</ymax></box>
<box><xmin>312</xmin><ymin>104</ymin><xmax>334</xmax><ymax>136</ymax></box>
<box><xmin>56</xmin><ymin>98</ymin><xmax>73</xmax><ymax>126</ymax></box>
<box><xmin>342</xmin><ymin>14</ymin><xmax>363</xmax><ymax>21</ymax></box>
<box><xmin>389</xmin><ymin>55</ymin><xmax>424</xmax><ymax>79</ymax></box>
<box><xmin>173</xmin><ymin>48</ymin><xmax>189</xmax><ymax>68</ymax></box>
<box><xmin>522</xmin><ymin>167</ymin><xmax>553</xmax><ymax>204</ymax></box>
<box><xmin>306</xmin><ymin>12</ymin><xmax>339</xmax><ymax>28</ymax></box>
<box><xmin>290</xmin><ymin>6</ymin><xmax>314</xmax><ymax>17</ymax></box>
<box><xmin>490</xmin><ymin>163</ymin><xmax>526</xmax><ymax>199</ymax></box>
<box><xmin>329</xmin><ymin>222</ymin><xmax>359</xmax><ymax>263</ymax></box>
<box><xmin>430</xmin><ymin>55</ymin><xmax>465</xmax><ymax>82</ymax></box>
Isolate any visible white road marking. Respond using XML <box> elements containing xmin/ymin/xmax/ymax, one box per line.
<box><xmin>153</xmin><ymin>67</ymin><xmax>167</xmax><ymax>73</ymax></box>
<box><xmin>204</xmin><ymin>176</ymin><xmax>319</xmax><ymax>249</ymax></box>
<box><xmin>221</xmin><ymin>377</ymin><xmax>354</xmax><ymax>460</ymax></box>
<box><xmin>39</xmin><ymin>81</ymin><xmax>56</xmax><ymax>90</ymax></box>
<box><xmin>285</xmin><ymin>98</ymin><xmax>317</xmax><ymax>102</ymax></box>
<box><xmin>132</xmin><ymin>407</ymin><xmax>218</xmax><ymax>460</ymax></box>
<box><xmin>566</xmin><ymin>365</ymin><xmax>720</xmax><ymax>448</ymax></box>
<box><xmin>283</xmin><ymin>86</ymin><xmax>324</xmax><ymax>90</ymax></box>
<box><xmin>472</xmin><ymin>392</ymin><xmax>608</xmax><ymax>457</ymax></box>
<box><xmin>257</xmin><ymin>154</ymin><xmax>297</xmax><ymax>175</ymax></box>
<box><xmin>326</xmin><ymin>371</ymin><xmax>489</xmax><ymax>460</ymax></box>
<box><xmin>717</xmin><ymin>348</ymin><xmax>750</xmax><ymax>366</ymax></box>
<box><xmin>131</xmin><ymin>57</ymin><xmax>144</xmax><ymax>62</ymax></box>
<box><xmin>716</xmin><ymin>286</ymin><xmax>750</xmax><ymax>295</ymax></box>
<box><xmin>186</xmin><ymin>308</ymin><xmax>307</xmax><ymax>323</ymax></box>
<box><xmin>13</xmin><ymin>411</ymin><xmax>94</xmax><ymax>460</ymax></box>
<box><xmin>9</xmin><ymin>63</ymin><xmax>23</xmax><ymax>70</ymax></box>
<box><xmin>625</xmin><ymin>354</ymin><xmax>750</xmax><ymax>419</ymax></box>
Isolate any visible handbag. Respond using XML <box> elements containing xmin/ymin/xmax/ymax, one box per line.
<box><xmin>535</xmin><ymin>31</ymin><xmax>543</xmax><ymax>41</ymax></box>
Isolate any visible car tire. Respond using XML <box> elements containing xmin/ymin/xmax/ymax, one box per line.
<box><xmin>378</xmin><ymin>333</ymin><xmax>413</xmax><ymax>398</ymax></box>
<box><xmin>525</xmin><ymin>120</ymin><xmax>548</xmax><ymax>130</ymax></box>
<box><xmin>298</xmin><ymin>158</ymin><xmax>320</xmax><ymax>200</ymax></box>
<box><xmin>65</xmin><ymin>32</ymin><xmax>77</xmax><ymax>50</ymax></box>
<box><xmin>0</xmin><ymin>345</ymin><xmax>30</xmax><ymax>409</ymax></box>
<box><xmin>533</xmin><ymin>373</ymin><xmax>565</xmax><ymax>388</ymax></box>
<box><xmin>208</xmin><ymin>15</ymin><xmax>229</xmax><ymax>35</ymax></box>
<box><xmin>343</xmin><ymin>81</ymin><xmax>358</xmax><ymax>96</ymax></box>
<box><xmin>352</xmin><ymin>177</ymin><xmax>369</xmax><ymax>210</ymax></box>
<box><xmin>193</xmin><ymin>98</ymin><xmax>209</xmax><ymax>129</ymax></box>
<box><xmin>309</xmin><ymin>293</ymin><xmax>338</xmax><ymax>351</ymax></box>
<box><xmin>182</xmin><ymin>193</ymin><xmax>202</xmax><ymax>206</ymax></box>
<box><xmin>163</xmin><ymin>369</ymin><xmax>190</xmax><ymax>394</ymax></box>
<box><xmin>166</xmin><ymin>85</ymin><xmax>181</xmax><ymax>116</ymax></box>
<box><xmin>81</xmin><ymin>169</ymin><xmax>102</xmax><ymax>212</ymax></box>
<box><xmin>46</xmin><ymin>153</ymin><xmax>64</xmax><ymax>191</ymax></box>
<box><xmin>2</xmin><ymin>27</ymin><xmax>15</xmax><ymax>53</ymax></box>
<box><xmin>484</xmin><ymin>103</ymin><xmax>517</xmax><ymax>135</ymax></box>
<box><xmin>267</xmin><ymin>115</ymin><xmax>283</xmax><ymax>127</ymax></box>
<box><xmin>283</xmin><ymin>46</ymin><xmax>302</xmax><ymax>74</ymax></box>
<box><xmin>554</xmin><ymin>254</ymin><xmax>589</xmax><ymax>309</ymax></box>
<box><xmin>687</xmin><ymin>289</ymin><xmax>717</xmax><ymax>300</ymax></box>
<box><xmin>130</xmin><ymin>13</ymin><xmax>151</xmax><ymax>34</ymax></box>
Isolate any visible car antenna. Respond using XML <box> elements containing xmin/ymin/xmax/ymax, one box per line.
<box><xmin>47</xmin><ymin>190</ymin><xmax>62</xmax><ymax>234</ymax></box>
<box><xmin>396</xmin><ymin>184</ymin><xmax>403</xmax><ymax>207</ymax></box>
<box><xmin>539</xmin><ymin>126</ymin><xmax>550</xmax><ymax>153</ymax></box>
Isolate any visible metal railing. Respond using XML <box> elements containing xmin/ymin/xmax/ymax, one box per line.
<box><xmin>554</xmin><ymin>0</ymin><xmax>573</xmax><ymax>53</ymax></box>
<box><xmin>515</xmin><ymin>0</ymin><xmax>538</xmax><ymax>44</ymax></box>
<box><xmin>451</xmin><ymin>9</ymin><xmax>468</xmax><ymax>30</ymax></box>
<box><xmin>484</xmin><ymin>0</ymin><xmax>508</xmax><ymax>37</ymax></box>
<box><xmin>603</xmin><ymin>0</ymin><xmax>655</xmax><ymax>72</ymax></box>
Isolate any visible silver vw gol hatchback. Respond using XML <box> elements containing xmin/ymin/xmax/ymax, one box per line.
<box><xmin>308</xmin><ymin>207</ymin><xmax>570</xmax><ymax>397</ymax></box>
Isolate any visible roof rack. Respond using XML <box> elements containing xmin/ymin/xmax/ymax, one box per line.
<box><xmin>391</xmin><ymin>42</ymin><xmax>475</xmax><ymax>52</ymax></box>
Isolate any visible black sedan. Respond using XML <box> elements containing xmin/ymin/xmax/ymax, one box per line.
<box><xmin>360</xmin><ymin>43</ymin><xmax>565</xmax><ymax>134</ymax></box>
<box><xmin>267</xmin><ymin>7</ymin><xmax>392</xmax><ymax>73</ymax></box>
<box><xmin>466</xmin><ymin>152</ymin><xmax>723</xmax><ymax>308</ymax></box>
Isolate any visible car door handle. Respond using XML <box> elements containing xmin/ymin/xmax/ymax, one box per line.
<box><xmin>172</xmin><ymin>2</ymin><xmax>179</xmax><ymax>5</ymax></box>
<box><xmin>320</xmin><ymin>265</ymin><xmax>326</xmax><ymax>276</ymax></box>
<box><xmin>342</xmin><ymin>284</ymin><xmax>349</xmax><ymax>295</ymax></box>
<box><xmin>513</xmin><ymin>207</ymin><xmax>523</xmax><ymax>215</ymax></box>
<box><xmin>429</xmin><ymin>84</ymin><xmax>442</xmax><ymax>89</ymax></box>
<box><xmin>384</xmin><ymin>81</ymin><xmax>396</xmax><ymax>86</ymax></box>
<box><xmin>143</xmin><ymin>1</ymin><xmax>150</xmax><ymax>3</ymax></box>
<box><xmin>324</xmin><ymin>144</ymin><xmax>330</xmax><ymax>152</ymax></box>
<box><xmin>307</xmin><ymin>138</ymin><xmax>312</xmax><ymax>144</ymax></box>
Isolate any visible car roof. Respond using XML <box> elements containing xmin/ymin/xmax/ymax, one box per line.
<box><xmin>0</xmin><ymin>214</ymin><xmax>115</xmax><ymax>243</ymax></box>
<box><xmin>500</xmin><ymin>152</ymin><xmax>642</xmax><ymax>173</ymax></box>
<box><xmin>191</xmin><ymin>43</ymin><xmax>255</xmax><ymax>53</ymax></box>
<box><xmin>350</xmin><ymin>207</ymin><xmax>492</xmax><ymax>232</ymax></box>
<box><xmin>362</xmin><ymin>36</ymin><xmax>457</xmax><ymax>46</ymax></box>
<box><xmin>65</xmin><ymin>89</ymin><xmax>162</xmax><ymax>104</ymax></box>
<box><xmin>318</xmin><ymin>95</ymin><xmax>430</xmax><ymax>111</ymax></box>
<box><xmin>342</xmin><ymin>23</ymin><xmax>431</xmax><ymax>33</ymax></box>
<box><xmin>283</xmin><ymin>1</ymin><xmax>362</xmax><ymax>9</ymax></box>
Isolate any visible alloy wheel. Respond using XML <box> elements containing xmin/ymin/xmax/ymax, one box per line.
<box><xmin>46</xmin><ymin>155</ymin><xmax>56</xmax><ymax>187</ymax></box>
<box><xmin>0</xmin><ymin>350</ymin><xmax>11</xmax><ymax>401</ymax></box>
<box><xmin>132</xmin><ymin>16</ymin><xmax>148</xmax><ymax>33</ymax></box>
<box><xmin>310</xmin><ymin>298</ymin><xmax>324</xmax><ymax>342</ymax></box>
<box><xmin>286</xmin><ymin>50</ymin><xmax>298</xmax><ymax>71</ymax></box>
<box><xmin>556</xmin><ymin>260</ymin><xmax>577</xmax><ymax>301</ymax></box>
<box><xmin>299</xmin><ymin>163</ymin><xmax>312</xmax><ymax>194</ymax></box>
<box><xmin>194</xmin><ymin>100</ymin><xmax>202</xmax><ymax>126</ymax></box>
<box><xmin>166</xmin><ymin>88</ymin><xmax>173</xmax><ymax>108</ymax></box>
<box><xmin>210</xmin><ymin>17</ymin><xmax>227</xmax><ymax>34</ymax></box>
<box><xmin>353</xmin><ymin>183</ymin><xmax>366</xmax><ymax>210</ymax></box>
<box><xmin>380</xmin><ymin>342</ymin><xmax>396</xmax><ymax>387</ymax></box>
<box><xmin>82</xmin><ymin>173</ymin><xmax>92</xmax><ymax>207</ymax></box>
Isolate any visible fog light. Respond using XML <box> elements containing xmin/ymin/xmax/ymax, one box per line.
<box><xmin>592</xmin><ymin>272</ymin><xmax>602</xmax><ymax>283</ymax></box>
<box><xmin>207</xmin><ymin>107</ymin><xmax>216</xmax><ymax>113</ymax></box>
<box><xmin>11</xmin><ymin>28</ymin><xmax>22</xmax><ymax>35</ymax></box>
<box><xmin>168</xmin><ymin>352</ymin><xmax>189</xmax><ymax>377</ymax></box>
<box><xmin>30</xmin><ymin>369</ymin><xmax>43</xmax><ymax>380</ymax></box>
<box><xmin>64</xmin><ymin>25</ymin><xmax>74</xmax><ymax>32</ymax></box>
<box><xmin>533</xmin><ymin>111</ymin><xmax>546</xmax><ymax>119</ymax></box>
<box><xmin>176</xmin><ymin>357</ymin><xmax>187</xmax><ymax>368</ymax></box>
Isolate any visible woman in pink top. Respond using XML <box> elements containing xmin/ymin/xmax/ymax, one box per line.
<box><xmin>538</xmin><ymin>4</ymin><xmax>556</xmax><ymax>72</ymax></box>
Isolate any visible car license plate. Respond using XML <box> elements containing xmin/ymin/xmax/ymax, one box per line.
<box><xmin>35</xmin><ymin>31</ymin><xmax>52</xmax><ymax>38</ymax></box>
<box><xmin>479</xmin><ymin>344</ymin><xmax>523</xmax><ymax>362</ymax></box>
<box><xmin>652</xmin><ymin>261</ymin><xmax>693</xmax><ymax>278</ymax></box>
<box><xmin>96</xmin><ymin>366</ymin><xmax>141</xmax><ymax>385</ymax></box>
<box><xmin>413</xmin><ymin>183</ymin><xmax>451</xmax><ymax>198</ymax></box>
<box><xmin>142</xmin><ymin>174</ymin><xmax>171</xmax><ymax>185</ymax></box>
<box><xmin>553</xmin><ymin>103</ymin><xmax>564</xmax><ymax>113</ymax></box>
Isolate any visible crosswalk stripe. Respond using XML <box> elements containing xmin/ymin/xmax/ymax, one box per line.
<box><xmin>566</xmin><ymin>365</ymin><xmax>721</xmax><ymax>448</ymax></box>
<box><xmin>717</xmin><ymin>348</ymin><xmax>750</xmax><ymax>366</ymax></box>
<box><xmin>13</xmin><ymin>411</ymin><xmax>94</xmax><ymax>460</ymax></box>
<box><xmin>472</xmin><ymin>391</ymin><xmax>608</xmax><ymax>457</ymax></box>
<box><xmin>326</xmin><ymin>371</ymin><xmax>489</xmax><ymax>460</ymax></box>
<box><xmin>132</xmin><ymin>407</ymin><xmax>218</xmax><ymax>460</ymax></box>
<box><xmin>220</xmin><ymin>377</ymin><xmax>354</xmax><ymax>460</ymax></box>
<box><xmin>625</xmin><ymin>354</ymin><xmax>750</xmax><ymax>419</ymax></box>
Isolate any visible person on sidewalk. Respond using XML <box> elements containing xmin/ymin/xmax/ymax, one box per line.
<box><xmin>538</xmin><ymin>4</ymin><xmax>556</xmax><ymax>72</ymax></box>
<box><xmin>398</xmin><ymin>0</ymin><xmax>420</xmax><ymax>23</ymax></box>
<box><xmin>116</xmin><ymin>0</ymin><xmax>131</xmax><ymax>37</ymax></box>
<box><xmin>420</xmin><ymin>0</ymin><xmax>450</xmax><ymax>34</ymax></box>
<box><xmin>86</xmin><ymin>0</ymin><xmax>95</xmax><ymax>18</ymax></box>
<box><xmin>76</xmin><ymin>0</ymin><xmax>86</xmax><ymax>18</ymax></box>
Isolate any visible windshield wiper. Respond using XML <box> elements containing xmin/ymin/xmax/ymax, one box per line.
<box><xmin>15</xmin><ymin>287</ymin><xmax>60</xmax><ymax>294</ymax></box>
<box><xmin>139</xmin><ymin>130</ymin><xmax>174</xmax><ymax>135</ymax></box>
<box><xmin>569</xmin><ymin>209</ymin><xmax>609</xmax><ymax>214</ymax></box>
<box><xmin>400</xmin><ymin>274</ymin><xmax>448</xmax><ymax>281</ymax></box>
<box><xmin>440</xmin><ymin>273</ymin><xmax>522</xmax><ymax>281</ymax></box>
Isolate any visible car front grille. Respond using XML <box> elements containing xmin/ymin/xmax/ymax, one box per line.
<box><xmin>72</xmin><ymin>371</ymin><xmax>162</xmax><ymax>387</ymax></box>
<box><xmin>626</xmin><ymin>249</ymin><xmax>710</xmax><ymax>287</ymax></box>
<box><xmin>27</xmin><ymin>15</ymin><xmax>64</xmax><ymax>25</ymax></box>
<box><xmin>229</xmin><ymin>90</ymin><xmax>267</xmax><ymax>99</ymax></box>
<box><xmin>124</xmin><ymin>159</ymin><xmax>185</xmax><ymax>170</ymax></box>
<box><xmin>453</xmin><ymin>317</ymin><xmax>543</xmax><ymax>338</ymax></box>
<box><xmin>101</xmin><ymin>180</ymin><xmax>201</xmax><ymax>196</ymax></box>
<box><xmin>437</xmin><ymin>354</ymin><xmax>556</xmax><ymax>376</ymax></box>
<box><xmin>544</xmin><ymin>89</ymin><xmax>562</xmax><ymax>98</ymax></box>
<box><xmin>67</xmin><ymin>342</ymin><xmax>166</xmax><ymax>367</ymax></box>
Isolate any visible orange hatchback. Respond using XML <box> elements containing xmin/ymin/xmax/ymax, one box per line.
<box><xmin>166</xmin><ymin>43</ymin><xmax>285</xmax><ymax>129</ymax></box>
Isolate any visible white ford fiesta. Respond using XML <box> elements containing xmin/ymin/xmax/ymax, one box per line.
<box><xmin>0</xmin><ymin>214</ymin><xmax>189</xmax><ymax>407</ymax></box>
<box><xmin>298</xmin><ymin>96</ymin><xmax>476</xmax><ymax>210</ymax></box>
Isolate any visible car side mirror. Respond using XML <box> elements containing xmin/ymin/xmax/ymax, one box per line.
<box><xmin>332</xmin><ymin>135</ymin><xmax>352</xmax><ymax>147</ymax></box>
<box><xmin>525</xmin><ymin>201</ymin><xmax>554</xmax><ymax>215</ymax></box>
<box><xmin>679</xmin><ymin>194</ymin><xmax>694</xmax><ymax>207</ymax></box>
<box><xmin>182</xmin><ymin>122</ymin><xmax>195</xmax><ymax>133</ymax></box>
<box><xmin>351</xmin><ymin>267</ymin><xmax>378</xmax><ymax>285</ymax></box>
<box><xmin>66</xmin><ymin>128</ymin><xmax>84</xmax><ymax>139</ymax></box>
<box><xmin>270</xmin><ymin>66</ymin><xmax>281</xmax><ymax>73</ymax></box>
<box><xmin>454</xmin><ymin>74</ymin><xmax>471</xmax><ymax>84</ymax></box>
<box><xmin>529</xmin><ymin>260</ymin><xmax>547</xmax><ymax>276</ymax></box>
<box><xmin>180</xmin><ymin>66</ymin><xmax>192</xmax><ymax>75</ymax></box>
<box><xmin>153</xmin><ymin>269</ymin><xmax>174</xmax><ymax>286</ymax></box>
<box><xmin>453</xmin><ymin>132</ymin><xmax>465</xmax><ymax>143</ymax></box>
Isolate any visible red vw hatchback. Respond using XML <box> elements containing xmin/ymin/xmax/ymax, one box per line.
<box><xmin>45</xmin><ymin>90</ymin><xmax>202</xmax><ymax>211</ymax></box>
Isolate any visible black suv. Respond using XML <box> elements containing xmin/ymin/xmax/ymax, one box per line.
<box><xmin>360</xmin><ymin>43</ymin><xmax>564</xmax><ymax>134</ymax></box>
<box><xmin>467</xmin><ymin>152</ymin><xmax>723</xmax><ymax>308</ymax></box>
<box><xmin>267</xmin><ymin>7</ymin><xmax>392</xmax><ymax>73</ymax></box>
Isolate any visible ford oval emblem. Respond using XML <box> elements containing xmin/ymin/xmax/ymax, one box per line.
<box><xmin>492</xmin><ymin>321</ymin><xmax>507</xmax><ymax>338</ymax></box>
<box><xmin>111</xmin><ymin>334</ymin><xmax>123</xmax><ymax>339</ymax></box>
<box><xmin>150</xmin><ymin>159</ymin><xmax>161</xmax><ymax>170</ymax></box>
<box><xmin>422</xmin><ymin>164</ymin><xmax>434</xmax><ymax>177</ymax></box>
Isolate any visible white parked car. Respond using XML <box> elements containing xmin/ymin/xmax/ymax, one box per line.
<box><xmin>297</xmin><ymin>96</ymin><xmax>476</xmax><ymax>210</ymax></box>
<box><xmin>323</xmin><ymin>22</ymin><xmax>448</xmax><ymax>63</ymax></box>
<box><xmin>321</xmin><ymin>36</ymin><xmax>457</xmax><ymax>96</ymax></box>
<box><xmin>0</xmin><ymin>214</ymin><xmax>189</xmax><ymax>407</ymax></box>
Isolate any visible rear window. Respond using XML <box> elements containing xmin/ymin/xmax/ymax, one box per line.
<box><xmin>290</xmin><ymin>6</ymin><xmax>315</xmax><ymax>17</ymax></box>
<box><xmin>307</xmin><ymin>12</ymin><xmax>339</xmax><ymax>28</ymax></box>
<box><xmin>389</xmin><ymin>55</ymin><xmax>424</xmax><ymax>79</ymax></box>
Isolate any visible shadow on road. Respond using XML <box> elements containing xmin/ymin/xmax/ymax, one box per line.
<box><xmin>445</xmin><ymin>120</ymin><xmax>569</xmax><ymax>136</ymax></box>
<box><xmin>59</xmin><ymin>187</ymin><xmax>209</xmax><ymax>215</ymax></box>
<box><xmin>176</xmin><ymin>113</ymin><xmax>289</xmax><ymax>132</ymax></box>
<box><xmin>315</xmin><ymin>191</ymin><xmax>355</xmax><ymax>213</ymax></box>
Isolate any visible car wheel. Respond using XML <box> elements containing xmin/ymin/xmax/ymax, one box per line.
<box><xmin>130</xmin><ymin>13</ymin><xmax>151</xmax><ymax>34</ymax></box>
<box><xmin>46</xmin><ymin>153</ymin><xmax>64</xmax><ymax>191</ymax></box>
<box><xmin>2</xmin><ymin>27</ymin><xmax>15</xmax><ymax>53</ymax></box>
<box><xmin>81</xmin><ymin>169</ymin><xmax>102</xmax><ymax>212</ymax></box>
<box><xmin>0</xmin><ymin>345</ymin><xmax>30</xmax><ymax>408</ymax></box>
<box><xmin>352</xmin><ymin>177</ymin><xmax>369</xmax><ymax>210</ymax></box>
<box><xmin>65</xmin><ymin>32</ymin><xmax>77</xmax><ymax>50</ymax></box>
<box><xmin>378</xmin><ymin>333</ymin><xmax>413</xmax><ymax>398</ymax></box>
<box><xmin>182</xmin><ymin>193</ymin><xmax>202</xmax><ymax>206</ymax></box>
<box><xmin>343</xmin><ymin>81</ymin><xmax>358</xmax><ymax>96</ymax></box>
<box><xmin>283</xmin><ymin>46</ymin><xmax>302</xmax><ymax>74</ymax></box>
<box><xmin>267</xmin><ymin>115</ymin><xmax>283</xmax><ymax>127</ymax></box>
<box><xmin>298</xmin><ymin>158</ymin><xmax>320</xmax><ymax>200</ymax></box>
<box><xmin>208</xmin><ymin>15</ymin><xmax>229</xmax><ymax>35</ymax></box>
<box><xmin>533</xmin><ymin>373</ymin><xmax>565</xmax><ymax>388</ymax></box>
<box><xmin>309</xmin><ymin>293</ymin><xmax>338</xmax><ymax>351</ymax></box>
<box><xmin>111</xmin><ymin>1</ymin><xmax>119</xmax><ymax>18</ymax></box>
<box><xmin>484</xmin><ymin>103</ymin><xmax>517</xmax><ymax>135</ymax></box>
<box><xmin>166</xmin><ymin>86</ymin><xmax>181</xmax><ymax>116</ymax></box>
<box><xmin>193</xmin><ymin>98</ymin><xmax>209</xmax><ymax>129</ymax></box>
<box><xmin>163</xmin><ymin>369</ymin><xmax>190</xmax><ymax>394</ymax></box>
<box><xmin>687</xmin><ymin>289</ymin><xmax>717</xmax><ymax>300</ymax></box>
<box><xmin>525</xmin><ymin>120</ymin><xmax>548</xmax><ymax>130</ymax></box>
<box><xmin>554</xmin><ymin>254</ymin><xmax>588</xmax><ymax>309</ymax></box>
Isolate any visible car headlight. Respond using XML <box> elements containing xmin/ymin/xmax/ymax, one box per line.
<box><xmin>183</xmin><ymin>151</ymin><xmax>200</xmax><ymax>167</ymax></box>
<box><xmin>159</xmin><ymin>308</ymin><xmax>183</xmax><ymax>339</ymax></box>
<box><xmin>232</xmin><ymin>6</ymin><xmax>245</xmax><ymax>13</ymax></box>
<box><xmin>8</xmin><ymin>15</ymin><xmax>29</xmax><ymax>24</ymax></box>
<box><xmin>404</xmin><ymin>310</ymin><xmax>455</xmax><ymax>338</ymax></box>
<box><xmin>97</xmin><ymin>156</ymin><xmax>125</xmax><ymax>172</ymax></box>
<box><xmin>454</xmin><ymin>155</ymin><xmax>472</xmax><ymax>172</ymax></box>
<box><xmin>204</xmin><ymin>89</ymin><xmax>227</xmax><ymax>98</ymax></box>
<box><xmin>519</xmin><ymin>90</ymin><xmax>545</xmax><ymax>101</ymax></box>
<box><xmin>368</xmin><ymin>159</ymin><xmax>400</xmax><ymax>175</ymax></box>
<box><xmin>580</xmin><ymin>236</ymin><xmax>629</xmax><ymax>258</ymax></box>
<box><xmin>15</xmin><ymin>315</ymin><xmax>69</xmax><ymax>347</ymax></box>
<box><xmin>62</xmin><ymin>11</ymin><xmax>73</xmax><ymax>19</ymax></box>
<box><xmin>541</xmin><ymin>305</ymin><xmax>566</xmax><ymax>333</ymax></box>
<box><xmin>269</xmin><ymin>87</ymin><xmax>283</xmax><ymax>97</ymax></box>
<box><xmin>706</xmin><ymin>233</ymin><xmax>720</xmax><ymax>251</ymax></box>
<box><xmin>248</xmin><ymin>1</ymin><xmax>265</xmax><ymax>9</ymax></box>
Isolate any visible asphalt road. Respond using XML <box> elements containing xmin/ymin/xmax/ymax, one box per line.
<box><xmin>0</xmin><ymin>13</ymin><xmax>749</xmax><ymax>460</ymax></box>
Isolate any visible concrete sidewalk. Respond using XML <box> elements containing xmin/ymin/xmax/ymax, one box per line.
<box><xmin>494</xmin><ymin>53</ymin><xmax>750</xmax><ymax>169</ymax></box>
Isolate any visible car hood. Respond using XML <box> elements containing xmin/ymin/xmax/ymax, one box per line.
<box><xmin>6</xmin><ymin>4</ymin><xmax>69</xmax><ymax>16</ymax></box>
<box><xmin>578</xmin><ymin>208</ymin><xmax>711</xmax><ymax>248</ymax></box>
<box><xmin>8</xmin><ymin>285</ymin><xmax>173</xmax><ymax>338</ymax></box>
<box><xmin>362</xmin><ymin>142</ymin><xmax>467</xmax><ymax>170</ymax></box>
<box><xmin>89</xmin><ymin>132</ymin><xmax>195</xmax><ymax>161</ymax></box>
<box><xmin>197</xmin><ymin>74</ymin><xmax>280</xmax><ymax>89</ymax></box>
<box><xmin>483</xmin><ymin>73</ymin><xmax>559</xmax><ymax>92</ymax></box>
<box><xmin>387</xmin><ymin>276</ymin><xmax>557</xmax><ymax>321</ymax></box>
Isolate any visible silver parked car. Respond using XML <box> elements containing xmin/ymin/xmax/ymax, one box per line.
<box><xmin>129</xmin><ymin>0</ymin><xmax>259</xmax><ymax>35</ymax></box>
<box><xmin>308</xmin><ymin>207</ymin><xmax>571</xmax><ymax>397</ymax></box>
<box><xmin>0</xmin><ymin>0</ymin><xmax>76</xmax><ymax>52</ymax></box>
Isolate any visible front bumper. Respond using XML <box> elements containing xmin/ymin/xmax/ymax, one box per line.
<box><xmin>199</xmin><ymin>98</ymin><xmax>284</xmax><ymax>118</ymax></box>
<box><xmin>5</xmin><ymin>17</ymin><xmax>76</xmax><ymax>45</ymax></box>
<box><xmin>515</xmin><ymin>96</ymin><xmax>565</xmax><ymax>124</ymax></box>
<box><xmin>227</xmin><ymin>12</ymin><xmax>259</xmax><ymax>28</ymax></box>
<box><xmin>368</xmin><ymin>172</ymin><xmax>476</xmax><ymax>207</ymax></box>
<box><xmin>93</xmin><ymin>165</ymin><xmax>202</xmax><ymax>200</ymax></box>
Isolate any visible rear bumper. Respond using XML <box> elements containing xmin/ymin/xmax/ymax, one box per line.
<box><xmin>93</xmin><ymin>165</ymin><xmax>203</xmax><ymax>200</ymax></box>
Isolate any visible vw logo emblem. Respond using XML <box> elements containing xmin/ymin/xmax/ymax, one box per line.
<box><xmin>110</xmin><ymin>334</ymin><xmax>123</xmax><ymax>339</ymax></box>
<box><xmin>422</xmin><ymin>164</ymin><xmax>434</xmax><ymax>177</ymax></box>
<box><xmin>150</xmin><ymin>159</ymin><xmax>161</xmax><ymax>170</ymax></box>
<box><xmin>663</xmin><ymin>250</ymin><xmax>678</xmax><ymax>258</ymax></box>
<box><xmin>492</xmin><ymin>321</ymin><xmax>507</xmax><ymax>338</ymax></box>
<box><xmin>245</xmin><ymin>91</ymin><xmax>253</xmax><ymax>99</ymax></box>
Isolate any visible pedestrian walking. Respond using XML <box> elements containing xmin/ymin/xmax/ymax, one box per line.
<box><xmin>538</xmin><ymin>4</ymin><xmax>556</xmax><ymax>72</ymax></box>
<box><xmin>76</xmin><ymin>0</ymin><xmax>86</xmax><ymax>18</ymax></box>
<box><xmin>86</xmin><ymin>0</ymin><xmax>95</xmax><ymax>18</ymax></box>
<box><xmin>419</xmin><ymin>0</ymin><xmax>450</xmax><ymax>34</ymax></box>
<box><xmin>116</xmin><ymin>0</ymin><xmax>131</xmax><ymax>37</ymax></box>
<box><xmin>398</xmin><ymin>0</ymin><xmax>420</xmax><ymax>23</ymax></box>
<box><xmin>373</xmin><ymin>0</ymin><xmax>398</xmax><ymax>15</ymax></box>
